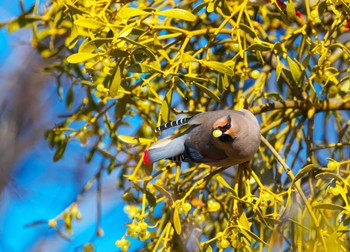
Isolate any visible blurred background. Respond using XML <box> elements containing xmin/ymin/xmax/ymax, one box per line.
<box><xmin>1</xmin><ymin>1</ymin><xmax>349</xmax><ymax>251</ymax></box>
<box><xmin>0</xmin><ymin>1</ymin><xmax>136</xmax><ymax>251</ymax></box>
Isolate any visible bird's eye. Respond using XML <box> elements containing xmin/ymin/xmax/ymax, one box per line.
<box><xmin>217</xmin><ymin>115</ymin><xmax>231</xmax><ymax>132</ymax></box>
<box><xmin>218</xmin><ymin>122</ymin><xmax>231</xmax><ymax>132</ymax></box>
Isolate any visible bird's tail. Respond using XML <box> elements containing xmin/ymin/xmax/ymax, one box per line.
<box><xmin>143</xmin><ymin>134</ymin><xmax>186</xmax><ymax>164</ymax></box>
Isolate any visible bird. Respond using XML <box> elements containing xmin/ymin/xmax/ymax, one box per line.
<box><xmin>143</xmin><ymin>109</ymin><xmax>261</xmax><ymax>167</ymax></box>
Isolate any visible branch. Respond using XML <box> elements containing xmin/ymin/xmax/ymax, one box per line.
<box><xmin>260</xmin><ymin>136</ymin><xmax>320</xmax><ymax>228</ymax></box>
<box><xmin>251</xmin><ymin>98</ymin><xmax>350</xmax><ymax>115</ymax></box>
<box><xmin>311</xmin><ymin>142</ymin><xmax>350</xmax><ymax>151</ymax></box>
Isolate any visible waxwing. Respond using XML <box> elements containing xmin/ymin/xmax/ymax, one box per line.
<box><xmin>144</xmin><ymin>109</ymin><xmax>261</xmax><ymax>167</ymax></box>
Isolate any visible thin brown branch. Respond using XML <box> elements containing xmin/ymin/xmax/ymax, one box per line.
<box><xmin>260</xmin><ymin>136</ymin><xmax>320</xmax><ymax>228</ymax></box>
<box><xmin>251</xmin><ymin>98</ymin><xmax>350</xmax><ymax>115</ymax></box>
<box><xmin>311</xmin><ymin>142</ymin><xmax>350</xmax><ymax>151</ymax></box>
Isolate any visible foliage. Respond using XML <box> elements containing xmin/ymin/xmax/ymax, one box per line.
<box><xmin>4</xmin><ymin>0</ymin><xmax>350</xmax><ymax>251</ymax></box>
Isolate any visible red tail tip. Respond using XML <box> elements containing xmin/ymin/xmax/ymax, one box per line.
<box><xmin>143</xmin><ymin>150</ymin><xmax>152</xmax><ymax>165</ymax></box>
<box><xmin>296</xmin><ymin>11</ymin><xmax>302</xmax><ymax>18</ymax></box>
<box><xmin>346</xmin><ymin>18</ymin><xmax>350</xmax><ymax>30</ymax></box>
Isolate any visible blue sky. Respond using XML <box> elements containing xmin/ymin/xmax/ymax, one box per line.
<box><xmin>0</xmin><ymin>2</ymin><xmax>139</xmax><ymax>251</ymax></box>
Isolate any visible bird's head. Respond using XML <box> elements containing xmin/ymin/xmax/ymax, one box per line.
<box><xmin>212</xmin><ymin>115</ymin><xmax>237</xmax><ymax>142</ymax></box>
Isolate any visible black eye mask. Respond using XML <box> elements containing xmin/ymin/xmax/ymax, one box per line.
<box><xmin>217</xmin><ymin>134</ymin><xmax>234</xmax><ymax>142</ymax></box>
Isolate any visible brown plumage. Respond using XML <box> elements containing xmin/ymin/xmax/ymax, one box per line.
<box><xmin>144</xmin><ymin>109</ymin><xmax>260</xmax><ymax>167</ymax></box>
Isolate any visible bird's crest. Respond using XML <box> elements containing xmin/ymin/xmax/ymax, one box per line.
<box><xmin>212</xmin><ymin>115</ymin><xmax>231</xmax><ymax>132</ymax></box>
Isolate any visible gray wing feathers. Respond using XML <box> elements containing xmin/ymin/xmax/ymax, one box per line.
<box><xmin>147</xmin><ymin>134</ymin><xmax>187</xmax><ymax>163</ymax></box>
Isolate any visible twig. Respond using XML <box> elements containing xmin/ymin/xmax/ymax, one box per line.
<box><xmin>311</xmin><ymin>142</ymin><xmax>350</xmax><ymax>151</ymax></box>
<box><xmin>260</xmin><ymin>136</ymin><xmax>320</xmax><ymax>228</ymax></box>
<box><xmin>251</xmin><ymin>98</ymin><xmax>350</xmax><ymax>115</ymax></box>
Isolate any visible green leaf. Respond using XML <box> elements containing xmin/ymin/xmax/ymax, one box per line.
<box><xmin>175</xmin><ymin>85</ymin><xmax>187</xmax><ymax>100</ymax></box>
<box><xmin>200</xmin><ymin>60</ymin><xmax>234</xmax><ymax>76</ymax></box>
<box><xmin>181</xmin><ymin>74</ymin><xmax>209</xmax><ymax>83</ymax></box>
<box><xmin>173</xmin><ymin>208</ymin><xmax>182</xmax><ymax>234</ymax></box>
<box><xmin>246</xmin><ymin>43</ymin><xmax>271</xmax><ymax>52</ymax></box>
<box><xmin>217</xmin><ymin>74</ymin><xmax>224</xmax><ymax>93</ymax></box>
<box><xmin>118</xmin><ymin>135</ymin><xmax>153</xmax><ymax>144</ymax></box>
<box><xmin>66</xmin><ymin>1</ymin><xmax>89</xmax><ymax>15</ymax></box>
<box><xmin>65</xmin><ymin>25</ymin><xmax>80</xmax><ymax>49</ymax></box>
<box><xmin>313</xmin><ymin>203</ymin><xmax>346</xmax><ymax>211</ymax></box>
<box><xmin>207</xmin><ymin>0</ymin><xmax>217</xmax><ymax>13</ymax></box>
<box><xmin>109</xmin><ymin>49</ymin><xmax>129</xmax><ymax>58</ymax></box>
<box><xmin>126</xmin><ymin>63</ymin><xmax>162</xmax><ymax>74</ymax></box>
<box><xmin>192</xmin><ymin>82</ymin><xmax>220</xmax><ymax>102</ymax></box>
<box><xmin>293</xmin><ymin>164</ymin><xmax>315</xmax><ymax>183</ymax></box>
<box><xmin>117</xmin><ymin>7</ymin><xmax>149</xmax><ymax>19</ymax></box>
<box><xmin>53</xmin><ymin>141</ymin><xmax>67</xmax><ymax>162</ymax></box>
<box><xmin>287</xmin><ymin>56</ymin><xmax>302</xmax><ymax>83</ymax></box>
<box><xmin>272</xmin><ymin>42</ymin><xmax>285</xmax><ymax>55</ymax></box>
<box><xmin>67</xmin><ymin>53</ymin><xmax>97</xmax><ymax>63</ymax></box>
<box><xmin>338</xmin><ymin>184</ymin><xmax>348</xmax><ymax>205</ymax></box>
<box><xmin>338</xmin><ymin>218</ymin><xmax>350</xmax><ymax>233</ymax></box>
<box><xmin>315</xmin><ymin>172</ymin><xmax>343</xmax><ymax>181</ymax></box>
<box><xmin>220</xmin><ymin>0</ymin><xmax>231</xmax><ymax>16</ymax></box>
<box><xmin>216</xmin><ymin>175</ymin><xmax>234</xmax><ymax>192</ymax></box>
<box><xmin>133</xmin><ymin>47</ymin><xmax>157</xmax><ymax>61</ymax></box>
<box><xmin>156</xmin><ymin>9</ymin><xmax>196</xmax><ymax>22</ymax></box>
<box><xmin>119</xmin><ymin>36</ymin><xmax>149</xmax><ymax>49</ymax></box>
<box><xmin>160</xmin><ymin>89</ymin><xmax>173</xmax><ymax>122</ymax></box>
<box><xmin>110</xmin><ymin>65</ymin><xmax>122</xmax><ymax>97</ymax></box>
<box><xmin>205</xmin><ymin>245</ymin><xmax>213</xmax><ymax>252</ymax></box>
<box><xmin>238</xmin><ymin>211</ymin><xmax>251</xmax><ymax>230</ymax></box>
<box><xmin>193</xmin><ymin>2</ymin><xmax>207</xmax><ymax>14</ymax></box>
<box><xmin>275</xmin><ymin>56</ymin><xmax>283</xmax><ymax>80</ymax></box>
<box><xmin>240</xmin><ymin>226</ymin><xmax>269</xmax><ymax>246</ymax></box>
<box><xmin>74</xmin><ymin>18</ymin><xmax>105</xmax><ymax>29</ymax></box>
<box><xmin>154</xmin><ymin>35</ymin><xmax>170</xmax><ymax>61</ymax></box>
<box><xmin>318</xmin><ymin>0</ymin><xmax>328</xmax><ymax>14</ymax></box>
<box><xmin>222</xmin><ymin>74</ymin><xmax>230</xmax><ymax>92</ymax></box>
<box><xmin>286</xmin><ymin>0</ymin><xmax>298</xmax><ymax>20</ymax></box>
<box><xmin>301</xmin><ymin>54</ymin><xmax>311</xmax><ymax>68</ymax></box>
<box><xmin>79</xmin><ymin>38</ymin><xmax>112</xmax><ymax>53</ymax></box>
<box><xmin>239</xmin><ymin>23</ymin><xmax>256</xmax><ymax>37</ymax></box>
<box><xmin>66</xmin><ymin>85</ymin><xmax>74</xmax><ymax>110</ymax></box>
<box><xmin>153</xmin><ymin>184</ymin><xmax>174</xmax><ymax>205</ymax></box>
<box><xmin>181</xmin><ymin>53</ymin><xmax>197</xmax><ymax>63</ymax></box>
<box><xmin>8</xmin><ymin>16</ymin><xmax>41</xmax><ymax>33</ymax></box>
<box><xmin>119</xmin><ymin>25</ymin><xmax>134</xmax><ymax>39</ymax></box>
<box><xmin>145</xmin><ymin>191</ymin><xmax>157</xmax><ymax>207</ymax></box>
<box><xmin>126</xmin><ymin>64</ymin><xmax>143</xmax><ymax>73</ymax></box>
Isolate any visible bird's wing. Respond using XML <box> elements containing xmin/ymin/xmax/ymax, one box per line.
<box><xmin>146</xmin><ymin>134</ymin><xmax>187</xmax><ymax>163</ymax></box>
<box><xmin>155</xmin><ymin>117</ymin><xmax>193</xmax><ymax>132</ymax></box>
